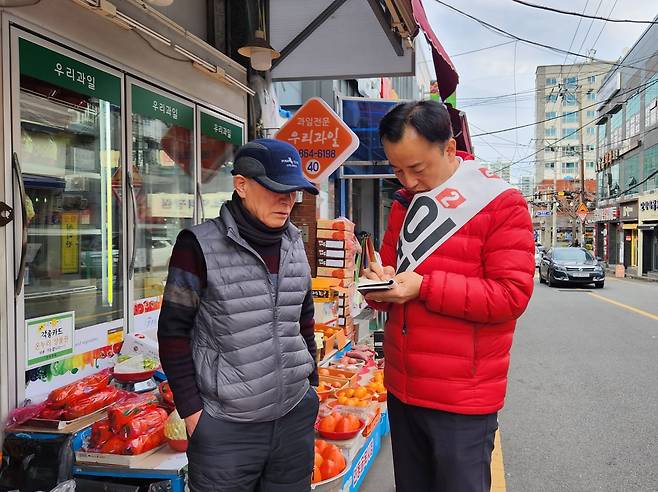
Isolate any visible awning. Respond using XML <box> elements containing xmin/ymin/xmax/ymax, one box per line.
<box><xmin>448</xmin><ymin>105</ymin><xmax>473</xmax><ymax>154</ymax></box>
<box><xmin>269</xmin><ymin>0</ymin><xmax>418</xmax><ymax>80</ymax></box>
<box><xmin>411</xmin><ymin>0</ymin><xmax>458</xmax><ymax>100</ymax></box>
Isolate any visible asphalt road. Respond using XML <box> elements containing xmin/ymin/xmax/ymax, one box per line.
<box><xmin>361</xmin><ymin>275</ymin><xmax>658</xmax><ymax>491</ymax></box>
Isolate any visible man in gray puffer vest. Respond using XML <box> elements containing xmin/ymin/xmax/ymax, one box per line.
<box><xmin>158</xmin><ymin>139</ymin><xmax>320</xmax><ymax>491</ymax></box>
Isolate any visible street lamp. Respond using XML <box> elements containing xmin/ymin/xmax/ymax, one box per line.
<box><xmin>238</xmin><ymin>30</ymin><xmax>280</xmax><ymax>72</ymax></box>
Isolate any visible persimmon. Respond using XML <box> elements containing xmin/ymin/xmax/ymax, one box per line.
<box><xmin>323</xmin><ymin>446</ymin><xmax>346</xmax><ymax>472</ymax></box>
<box><xmin>312</xmin><ymin>465</ymin><xmax>322</xmax><ymax>483</ymax></box>
<box><xmin>318</xmin><ymin>415</ymin><xmax>337</xmax><ymax>433</ymax></box>
<box><xmin>320</xmin><ymin>459</ymin><xmax>341</xmax><ymax>480</ymax></box>
<box><xmin>315</xmin><ymin>439</ymin><xmax>329</xmax><ymax>453</ymax></box>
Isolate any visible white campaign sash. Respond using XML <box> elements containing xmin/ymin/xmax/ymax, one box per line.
<box><xmin>396</xmin><ymin>159</ymin><xmax>513</xmax><ymax>273</ymax></box>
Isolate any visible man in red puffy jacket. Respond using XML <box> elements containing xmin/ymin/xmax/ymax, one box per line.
<box><xmin>365</xmin><ymin>101</ymin><xmax>535</xmax><ymax>491</ymax></box>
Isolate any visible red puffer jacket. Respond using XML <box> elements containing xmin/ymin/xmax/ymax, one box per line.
<box><xmin>376</xmin><ymin>184</ymin><xmax>535</xmax><ymax>415</ymax></box>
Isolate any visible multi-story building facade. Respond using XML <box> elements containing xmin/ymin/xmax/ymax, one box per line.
<box><xmin>533</xmin><ymin>62</ymin><xmax>609</xmax><ymax>247</ymax></box>
<box><xmin>535</xmin><ymin>62</ymin><xmax>609</xmax><ymax>184</ymax></box>
<box><xmin>488</xmin><ymin>161</ymin><xmax>512</xmax><ymax>183</ymax></box>
<box><xmin>594</xmin><ymin>16</ymin><xmax>658</xmax><ymax>278</ymax></box>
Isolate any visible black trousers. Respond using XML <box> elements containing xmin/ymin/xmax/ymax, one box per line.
<box><xmin>187</xmin><ymin>388</ymin><xmax>319</xmax><ymax>492</ymax></box>
<box><xmin>388</xmin><ymin>393</ymin><xmax>498</xmax><ymax>492</ymax></box>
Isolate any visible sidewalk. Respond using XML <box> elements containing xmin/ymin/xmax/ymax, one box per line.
<box><xmin>604</xmin><ymin>267</ymin><xmax>658</xmax><ymax>283</ymax></box>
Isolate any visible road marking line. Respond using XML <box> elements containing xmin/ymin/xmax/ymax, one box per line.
<box><xmin>588</xmin><ymin>293</ymin><xmax>658</xmax><ymax>321</ymax></box>
<box><xmin>491</xmin><ymin>429</ymin><xmax>506</xmax><ymax>491</ymax></box>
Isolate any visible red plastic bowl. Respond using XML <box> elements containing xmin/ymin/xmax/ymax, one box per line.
<box><xmin>167</xmin><ymin>438</ymin><xmax>188</xmax><ymax>452</ymax></box>
<box><xmin>314</xmin><ymin>419</ymin><xmax>365</xmax><ymax>440</ymax></box>
<box><xmin>112</xmin><ymin>368</ymin><xmax>156</xmax><ymax>383</ymax></box>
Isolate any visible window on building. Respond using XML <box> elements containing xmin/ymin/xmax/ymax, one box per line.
<box><xmin>586</xmin><ymin>161</ymin><xmax>595</xmax><ymax>169</ymax></box>
<box><xmin>562</xmin><ymin>128</ymin><xmax>578</xmax><ymax>139</ymax></box>
<box><xmin>562</xmin><ymin>112</ymin><xmax>577</xmax><ymax>123</ymax></box>
<box><xmin>621</xmin><ymin>154</ymin><xmax>641</xmax><ymax>196</ymax></box>
<box><xmin>607</xmin><ymin>164</ymin><xmax>621</xmax><ymax>197</ymax></box>
<box><xmin>586</xmin><ymin>91</ymin><xmax>596</xmax><ymax>101</ymax></box>
<box><xmin>645</xmin><ymin>73</ymin><xmax>658</xmax><ymax>129</ymax></box>
<box><xmin>563</xmin><ymin>77</ymin><xmax>577</xmax><ymax>87</ymax></box>
<box><xmin>626</xmin><ymin>93</ymin><xmax>641</xmax><ymax>138</ymax></box>
<box><xmin>545</xmin><ymin>111</ymin><xmax>557</xmax><ymax>119</ymax></box>
<box><xmin>588</xmin><ymin>75</ymin><xmax>596</xmax><ymax>84</ymax></box>
<box><xmin>562</xmin><ymin>145</ymin><xmax>578</xmax><ymax>156</ymax></box>
<box><xmin>587</xmin><ymin>127</ymin><xmax>596</xmax><ymax>136</ymax></box>
<box><xmin>546</xmin><ymin>94</ymin><xmax>559</xmax><ymax>103</ymax></box>
<box><xmin>545</xmin><ymin>126</ymin><xmax>557</xmax><ymax>137</ymax></box>
<box><xmin>587</xmin><ymin>144</ymin><xmax>596</xmax><ymax>151</ymax></box>
<box><xmin>562</xmin><ymin>162</ymin><xmax>576</xmax><ymax>176</ymax></box>
<box><xmin>610</xmin><ymin>110</ymin><xmax>623</xmax><ymax>148</ymax></box>
<box><xmin>545</xmin><ymin>162</ymin><xmax>555</xmax><ymax>169</ymax></box>
<box><xmin>546</xmin><ymin>77</ymin><xmax>557</xmax><ymax>86</ymax></box>
<box><xmin>643</xmin><ymin>144</ymin><xmax>658</xmax><ymax>192</ymax></box>
<box><xmin>586</xmin><ymin>110</ymin><xmax>596</xmax><ymax>119</ymax></box>
<box><xmin>563</xmin><ymin>94</ymin><xmax>577</xmax><ymax>106</ymax></box>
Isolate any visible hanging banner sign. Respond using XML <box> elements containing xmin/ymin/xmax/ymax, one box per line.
<box><xmin>19</xmin><ymin>38</ymin><xmax>121</xmax><ymax>105</ymax></box>
<box><xmin>26</xmin><ymin>312</ymin><xmax>75</xmax><ymax>369</ymax></box>
<box><xmin>131</xmin><ymin>85</ymin><xmax>194</xmax><ymax>129</ymax></box>
<box><xmin>397</xmin><ymin>160</ymin><xmax>512</xmax><ymax>273</ymax></box>
<box><xmin>275</xmin><ymin>98</ymin><xmax>359</xmax><ymax>183</ymax></box>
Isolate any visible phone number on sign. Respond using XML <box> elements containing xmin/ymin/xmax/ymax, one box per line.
<box><xmin>298</xmin><ymin>149</ymin><xmax>336</xmax><ymax>159</ymax></box>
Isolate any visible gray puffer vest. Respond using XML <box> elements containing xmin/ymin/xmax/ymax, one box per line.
<box><xmin>188</xmin><ymin>205</ymin><xmax>315</xmax><ymax>423</ymax></box>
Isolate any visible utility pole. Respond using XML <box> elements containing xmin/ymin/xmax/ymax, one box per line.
<box><xmin>577</xmin><ymin>88</ymin><xmax>586</xmax><ymax>247</ymax></box>
<box><xmin>552</xmin><ymin>161</ymin><xmax>558</xmax><ymax>248</ymax></box>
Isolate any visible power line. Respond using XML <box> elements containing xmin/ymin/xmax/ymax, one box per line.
<box><xmin>451</xmin><ymin>40</ymin><xmax>516</xmax><ymax>57</ymax></box>
<box><xmin>510</xmin><ymin>0</ymin><xmax>658</xmax><ymax>24</ymax></box>
<box><xmin>431</xmin><ymin>0</ymin><xmax>657</xmax><ymax>73</ymax></box>
<box><xmin>457</xmin><ymin>52</ymin><xmax>658</xmax><ymax>106</ymax></box>
<box><xmin>472</xmin><ymin>77</ymin><xmax>658</xmax><ymax>137</ymax></box>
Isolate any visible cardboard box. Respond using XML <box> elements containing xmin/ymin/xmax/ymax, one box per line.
<box><xmin>317</xmin><ymin>248</ymin><xmax>349</xmax><ymax>259</ymax></box>
<box><xmin>316</xmin><ymin>229</ymin><xmax>355</xmax><ymax>241</ymax></box>
<box><xmin>76</xmin><ymin>444</ymin><xmax>166</xmax><ymax>468</ymax></box>
<box><xmin>317</xmin><ymin>238</ymin><xmax>357</xmax><ymax>251</ymax></box>
<box><xmin>317</xmin><ymin>256</ymin><xmax>355</xmax><ymax>269</ymax></box>
<box><xmin>317</xmin><ymin>267</ymin><xmax>355</xmax><ymax>279</ymax></box>
<box><xmin>317</xmin><ymin>218</ymin><xmax>355</xmax><ymax>232</ymax></box>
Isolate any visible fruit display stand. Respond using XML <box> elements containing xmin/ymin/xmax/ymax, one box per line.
<box><xmin>72</xmin><ymin>446</ymin><xmax>187</xmax><ymax>492</ymax></box>
<box><xmin>314</xmin><ymin>348</ymin><xmax>389</xmax><ymax>492</ymax></box>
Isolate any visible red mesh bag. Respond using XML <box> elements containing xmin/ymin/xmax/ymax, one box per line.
<box><xmin>122</xmin><ymin>426</ymin><xmax>166</xmax><ymax>455</ymax></box>
<box><xmin>90</xmin><ymin>419</ymin><xmax>113</xmax><ymax>448</ymax></box>
<box><xmin>108</xmin><ymin>393</ymin><xmax>159</xmax><ymax>433</ymax></box>
<box><xmin>99</xmin><ymin>435</ymin><xmax>125</xmax><ymax>454</ymax></box>
<box><xmin>47</xmin><ymin>369</ymin><xmax>112</xmax><ymax>408</ymax></box>
<box><xmin>121</xmin><ymin>408</ymin><xmax>168</xmax><ymax>440</ymax></box>
<box><xmin>63</xmin><ymin>386</ymin><xmax>120</xmax><ymax>420</ymax></box>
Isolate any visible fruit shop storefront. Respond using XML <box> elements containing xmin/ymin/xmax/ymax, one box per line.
<box><xmin>0</xmin><ymin>2</ymin><xmax>248</xmax><ymax>489</ymax></box>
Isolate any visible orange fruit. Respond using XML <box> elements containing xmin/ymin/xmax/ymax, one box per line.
<box><xmin>337</xmin><ymin>396</ymin><xmax>349</xmax><ymax>405</ymax></box>
<box><xmin>346</xmin><ymin>414</ymin><xmax>361</xmax><ymax>431</ymax></box>
<box><xmin>324</xmin><ymin>446</ymin><xmax>346</xmax><ymax>472</ymax></box>
<box><xmin>316</xmin><ymin>439</ymin><xmax>329</xmax><ymax>453</ymax></box>
<box><xmin>320</xmin><ymin>459</ymin><xmax>339</xmax><ymax>480</ymax></box>
<box><xmin>314</xmin><ymin>452</ymin><xmax>324</xmax><ymax>469</ymax></box>
<box><xmin>354</xmin><ymin>387</ymin><xmax>368</xmax><ymax>399</ymax></box>
<box><xmin>346</xmin><ymin>398</ymin><xmax>358</xmax><ymax>406</ymax></box>
<box><xmin>319</xmin><ymin>415</ymin><xmax>336</xmax><ymax>433</ymax></box>
<box><xmin>335</xmin><ymin>417</ymin><xmax>353</xmax><ymax>433</ymax></box>
<box><xmin>312</xmin><ymin>465</ymin><xmax>322</xmax><ymax>483</ymax></box>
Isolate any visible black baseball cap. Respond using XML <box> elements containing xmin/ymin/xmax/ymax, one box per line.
<box><xmin>231</xmin><ymin>139</ymin><xmax>319</xmax><ymax>195</ymax></box>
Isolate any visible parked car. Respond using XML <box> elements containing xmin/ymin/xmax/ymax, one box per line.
<box><xmin>535</xmin><ymin>245</ymin><xmax>545</xmax><ymax>268</ymax></box>
<box><xmin>539</xmin><ymin>247</ymin><xmax>605</xmax><ymax>288</ymax></box>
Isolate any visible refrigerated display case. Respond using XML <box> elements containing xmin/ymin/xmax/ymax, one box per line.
<box><xmin>10</xmin><ymin>32</ymin><xmax>126</xmax><ymax>400</ymax></box>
